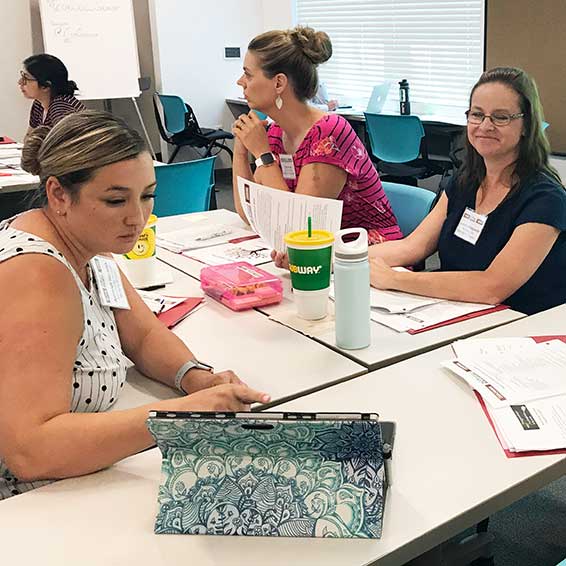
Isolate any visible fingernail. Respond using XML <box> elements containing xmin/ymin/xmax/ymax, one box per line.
<box><xmin>262</xmin><ymin>394</ymin><xmax>271</xmax><ymax>402</ymax></box>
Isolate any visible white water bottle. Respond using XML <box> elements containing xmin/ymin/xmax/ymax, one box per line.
<box><xmin>334</xmin><ymin>228</ymin><xmax>371</xmax><ymax>350</ymax></box>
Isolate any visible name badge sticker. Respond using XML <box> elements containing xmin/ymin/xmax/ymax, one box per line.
<box><xmin>279</xmin><ymin>154</ymin><xmax>296</xmax><ymax>180</ymax></box>
<box><xmin>454</xmin><ymin>207</ymin><xmax>488</xmax><ymax>245</ymax></box>
<box><xmin>91</xmin><ymin>256</ymin><xmax>130</xmax><ymax>310</ymax></box>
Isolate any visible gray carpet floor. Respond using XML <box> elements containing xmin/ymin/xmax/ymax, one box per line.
<box><xmin>215</xmin><ymin>173</ymin><xmax>566</xmax><ymax>566</ymax></box>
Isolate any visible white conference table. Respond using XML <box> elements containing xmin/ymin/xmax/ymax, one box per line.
<box><xmin>156</xmin><ymin>211</ymin><xmax>525</xmax><ymax>371</ymax></box>
<box><xmin>115</xmin><ymin>260</ymin><xmax>366</xmax><ymax>410</ymax></box>
<box><xmin>1</xmin><ymin>306</ymin><xmax>563</xmax><ymax>566</ymax></box>
<box><xmin>0</xmin><ymin>144</ymin><xmax>38</xmax><ymax>194</ymax></box>
<box><xmin>274</xmin><ymin>303</ymin><xmax>566</xmax><ymax>565</ymax></box>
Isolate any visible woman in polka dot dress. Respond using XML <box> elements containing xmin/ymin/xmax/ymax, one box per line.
<box><xmin>0</xmin><ymin>112</ymin><xmax>270</xmax><ymax>501</ymax></box>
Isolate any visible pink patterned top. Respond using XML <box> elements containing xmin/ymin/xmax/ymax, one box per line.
<box><xmin>267</xmin><ymin>114</ymin><xmax>403</xmax><ymax>244</ymax></box>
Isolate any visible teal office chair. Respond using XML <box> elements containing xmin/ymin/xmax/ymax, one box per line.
<box><xmin>153</xmin><ymin>156</ymin><xmax>217</xmax><ymax>217</ymax></box>
<box><xmin>381</xmin><ymin>181</ymin><xmax>436</xmax><ymax>236</ymax></box>
<box><xmin>153</xmin><ymin>93</ymin><xmax>233</xmax><ymax>164</ymax></box>
<box><xmin>364</xmin><ymin>113</ymin><xmax>452</xmax><ymax>185</ymax></box>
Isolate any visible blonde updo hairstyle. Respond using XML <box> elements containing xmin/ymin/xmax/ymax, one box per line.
<box><xmin>248</xmin><ymin>26</ymin><xmax>332</xmax><ymax>101</ymax></box>
<box><xmin>21</xmin><ymin>110</ymin><xmax>146</xmax><ymax>205</ymax></box>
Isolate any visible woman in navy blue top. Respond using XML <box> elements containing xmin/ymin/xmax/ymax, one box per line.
<box><xmin>369</xmin><ymin>67</ymin><xmax>566</xmax><ymax>315</ymax></box>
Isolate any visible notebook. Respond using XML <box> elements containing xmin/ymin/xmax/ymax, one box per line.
<box><xmin>147</xmin><ymin>411</ymin><xmax>394</xmax><ymax>538</ymax></box>
<box><xmin>366</xmin><ymin>82</ymin><xmax>391</xmax><ymax>114</ymax></box>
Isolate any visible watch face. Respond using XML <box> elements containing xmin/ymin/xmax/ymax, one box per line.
<box><xmin>261</xmin><ymin>153</ymin><xmax>275</xmax><ymax>165</ymax></box>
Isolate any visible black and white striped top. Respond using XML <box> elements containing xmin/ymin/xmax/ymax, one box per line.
<box><xmin>0</xmin><ymin>216</ymin><xmax>129</xmax><ymax>500</ymax></box>
<box><xmin>29</xmin><ymin>94</ymin><xmax>85</xmax><ymax>128</ymax></box>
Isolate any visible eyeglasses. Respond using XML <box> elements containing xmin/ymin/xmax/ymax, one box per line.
<box><xmin>465</xmin><ymin>110</ymin><xmax>524</xmax><ymax>127</ymax></box>
<box><xmin>18</xmin><ymin>71</ymin><xmax>37</xmax><ymax>85</ymax></box>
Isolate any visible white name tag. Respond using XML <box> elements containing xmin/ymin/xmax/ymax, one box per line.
<box><xmin>91</xmin><ymin>256</ymin><xmax>130</xmax><ymax>310</ymax></box>
<box><xmin>454</xmin><ymin>207</ymin><xmax>488</xmax><ymax>245</ymax></box>
<box><xmin>279</xmin><ymin>154</ymin><xmax>296</xmax><ymax>180</ymax></box>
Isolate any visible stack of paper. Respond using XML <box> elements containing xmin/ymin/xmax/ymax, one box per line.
<box><xmin>157</xmin><ymin>221</ymin><xmax>253</xmax><ymax>253</ymax></box>
<box><xmin>184</xmin><ymin>238</ymin><xmax>271</xmax><ymax>266</ymax></box>
<box><xmin>370</xmin><ymin>295</ymin><xmax>497</xmax><ymax>333</ymax></box>
<box><xmin>0</xmin><ymin>145</ymin><xmax>39</xmax><ymax>186</ymax></box>
<box><xmin>328</xmin><ymin>279</ymin><xmax>499</xmax><ymax>333</ymax></box>
<box><xmin>443</xmin><ymin>337</ymin><xmax>566</xmax><ymax>454</ymax></box>
<box><xmin>236</xmin><ymin>177</ymin><xmax>343</xmax><ymax>251</ymax></box>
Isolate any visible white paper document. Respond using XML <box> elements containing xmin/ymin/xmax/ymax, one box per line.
<box><xmin>328</xmin><ymin>283</ymin><xmax>442</xmax><ymax>314</ymax></box>
<box><xmin>486</xmin><ymin>395</ymin><xmax>566</xmax><ymax>452</ymax></box>
<box><xmin>451</xmin><ymin>337</ymin><xmax>535</xmax><ymax>361</ymax></box>
<box><xmin>157</xmin><ymin>221</ymin><xmax>253</xmax><ymax>252</ymax></box>
<box><xmin>0</xmin><ymin>150</ymin><xmax>22</xmax><ymax>159</ymax></box>
<box><xmin>444</xmin><ymin>339</ymin><xmax>566</xmax><ymax>408</ymax></box>
<box><xmin>137</xmin><ymin>290</ymin><xmax>187</xmax><ymax>314</ymax></box>
<box><xmin>371</xmin><ymin>300</ymin><xmax>495</xmax><ymax>333</ymax></box>
<box><xmin>443</xmin><ymin>336</ymin><xmax>566</xmax><ymax>452</ymax></box>
<box><xmin>0</xmin><ymin>157</ymin><xmax>23</xmax><ymax>166</ymax></box>
<box><xmin>0</xmin><ymin>143</ymin><xmax>23</xmax><ymax>150</ymax></box>
<box><xmin>184</xmin><ymin>238</ymin><xmax>272</xmax><ymax>266</ymax></box>
<box><xmin>236</xmin><ymin>176</ymin><xmax>343</xmax><ymax>251</ymax></box>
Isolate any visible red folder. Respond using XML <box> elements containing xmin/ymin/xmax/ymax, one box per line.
<box><xmin>407</xmin><ymin>304</ymin><xmax>509</xmax><ymax>335</ymax></box>
<box><xmin>156</xmin><ymin>297</ymin><xmax>203</xmax><ymax>329</ymax></box>
<box><xmin>475</xmin><ymin>335</ymin><xmax>566</xmax><ymax>458</ymax></box>
<box><xmin>0</xmin><ymin>136</ymin><xmax>15</xmax><ymax>144</ymax></box>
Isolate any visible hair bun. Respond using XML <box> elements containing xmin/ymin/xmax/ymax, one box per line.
<box><xmin>290</xmin><ymin>26</ymin><xmax>332</xmax><ymax>65</ymax></box>
<box><xmin>21</xmin><ymin>126</ymin><xmax>50</xmax><ymax>175</ymax></box>
<box><xmin>67</xmin><ymin>79</ymin><xmax>78</xmax><ymax>93</ymax></box>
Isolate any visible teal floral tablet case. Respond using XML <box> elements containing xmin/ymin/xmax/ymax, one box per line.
<box><xmin>147</xmin><ymin>414</ymin><xmax>386</xmax><ymax>538</ymax></box>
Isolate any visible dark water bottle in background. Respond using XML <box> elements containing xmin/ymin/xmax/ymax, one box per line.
<box><xmin>399</xmin><ymin>79</ymin><xmax>411</xmax><ymax>115</ymax></box>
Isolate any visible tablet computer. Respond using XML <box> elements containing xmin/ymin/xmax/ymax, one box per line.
<box><xmin>147</xmin><ymin>411</ymin><xmax>394</xmax><ymax>538</ymax></box>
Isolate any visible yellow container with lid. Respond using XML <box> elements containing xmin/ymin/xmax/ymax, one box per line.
<box><xmin>124</xmin><ymin>214</ymin><xmax>157</xmax><ymax>260</ymax></box>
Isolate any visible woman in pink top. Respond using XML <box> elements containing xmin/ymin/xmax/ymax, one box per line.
<box><xmin>232</xmin><ymin>26</ymin><xmax>402</xmax><ymax>245</ymax></box>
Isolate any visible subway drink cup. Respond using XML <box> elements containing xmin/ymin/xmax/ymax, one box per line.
<box><xmin>284</xmin><ymin>229</ymin><xmax>334</xmax><ymax>320</ymax></box>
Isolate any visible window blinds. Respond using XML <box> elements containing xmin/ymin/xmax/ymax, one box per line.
<box><xmin>296</xmin><ymin>0</ymin><xmax>485</xmax><ymax>109</ymax></box>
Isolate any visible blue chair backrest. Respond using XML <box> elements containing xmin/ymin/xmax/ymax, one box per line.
<box><xmin>381</xmin><ymin>181</ymin><xmax>435</xmax><ymax>236</ymax></box>
<box><xmin>543</xmin><ymin>120</ymin><xmax>550</xmax><ymax>131</ymax></box>
<box><xmin>157</xmin><ymin>94</ymin><xmax>187</xmax><ymax>135</ymax></box>
<box><xmin>153</xmin><ymin>156</ymin><xmax>216</xmax><ymax>217</ymax></box>
<box><xmin>364</xmin><ymin>113</ymin><xmax>425</xmax><ymax>163</ymax></box>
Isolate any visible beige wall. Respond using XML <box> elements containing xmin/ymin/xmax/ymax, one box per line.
<box><xmin>0</xmin><ymin>1</ymin><xmax>34</xmax><ymax>141</ymax></box>
<box><xmin>486</xmin><ymin>0</ymin><xmax>566</xmax><ymax>154</ymax></box>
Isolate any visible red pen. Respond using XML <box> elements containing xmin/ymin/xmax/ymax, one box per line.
<box><xmin>228</xmin><ymin>234</ymin><xmax>260</xmax><ymax>244</ymax></box>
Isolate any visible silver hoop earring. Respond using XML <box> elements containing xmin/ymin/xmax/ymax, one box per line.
<box><xmin>275</xmin><ymin>95</ymin><xmax>283</xmax><ymax>110</ymax></box>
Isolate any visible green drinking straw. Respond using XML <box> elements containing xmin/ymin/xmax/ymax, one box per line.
<box><xmin>307</xmin><ymin>216</ymin><xmax>312</xmax><ymax>238</ymax></box>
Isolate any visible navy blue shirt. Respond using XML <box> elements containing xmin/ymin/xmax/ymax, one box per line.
<box><xmin>438</xmin><ymin>172</ymin><xmax>566</xmax><ymax>315</ymax></box>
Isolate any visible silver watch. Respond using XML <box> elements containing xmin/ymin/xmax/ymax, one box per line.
<box><xmin>175</xmin><ymin>359</ymin><xmax>214</xmax><ymax>393</ymax></box>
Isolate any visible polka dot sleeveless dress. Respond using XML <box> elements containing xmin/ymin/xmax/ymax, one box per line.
<box><xmin>0</xmin><ymin>217</ymin><xmax>130</xmax><ymax>500</ymax></box>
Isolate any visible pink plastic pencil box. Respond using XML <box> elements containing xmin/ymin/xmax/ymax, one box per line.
<box><xmin>200</xmin><ymin>262</ymin><xmax>283</xmax><ymax>311</ymax></box>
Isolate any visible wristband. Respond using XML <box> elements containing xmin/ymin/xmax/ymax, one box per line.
<box><xmin>174</xmin><ymin>359</ymin><xmax>214</xmax><ymax>394</ymax></box>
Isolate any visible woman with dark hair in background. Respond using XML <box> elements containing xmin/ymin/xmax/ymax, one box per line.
<box><xmin>368</xmin><ymin>67</ymin><xmax>565</xmax><ymax>315</ymax></box>
<box><xmin>19</xmin><ymin>54</ymin><xmax>85</xmax><ymax>131</ymax></box>
<box><xmin>232</xmin><ymin>26</ymin><xmax>402</xmax><ymax>246</ymax></box>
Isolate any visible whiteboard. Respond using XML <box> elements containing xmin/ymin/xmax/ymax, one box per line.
<box><xmin>39</xmin><ymin>0</ymin><xmax>141</xmax><ymax>100</ymax></box>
